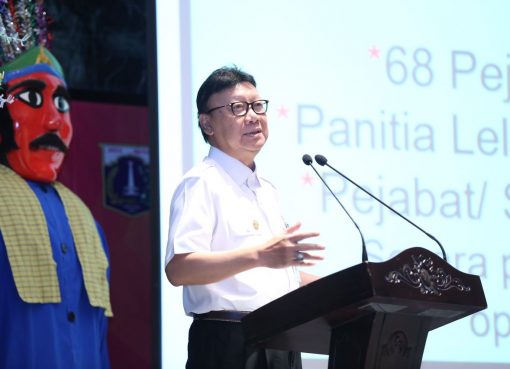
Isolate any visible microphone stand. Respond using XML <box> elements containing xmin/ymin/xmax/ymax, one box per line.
<box><xmin>314</xmin><ymin>154</ymin><xmax>448</xmax><ymax>262</ymax></box>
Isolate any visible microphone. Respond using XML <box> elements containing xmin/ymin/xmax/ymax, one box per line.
<box><xmin>314</xmin><ymin>154</ymin><xmax>448</xmax><ymax>261</ymax></box>
<box><xmin>302</xmin><ymin>154</ymin><xmax>369</xmax><ymax>263</ymax></box>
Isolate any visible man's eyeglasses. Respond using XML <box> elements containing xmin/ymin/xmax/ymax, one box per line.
<box><xmin>206</xmin><ymin>99</ymin><xmax>269</xmax><ymax>117</ymax></box>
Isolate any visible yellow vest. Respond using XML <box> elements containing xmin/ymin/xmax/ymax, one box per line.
<box><xmin>0</xmin><ymin>165</ymin><xmax>113</xmax><ymax>317</ymax></box>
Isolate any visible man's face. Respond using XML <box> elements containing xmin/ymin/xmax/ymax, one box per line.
<box><xmin>200</xmin><ymin>82</ymin><xmax>268</xmax><ymax>168</ymax></box>
<box><xmin>5</xmin><ymin>71</ymin><xmax>72</xmax><ymax>182</ymax></box>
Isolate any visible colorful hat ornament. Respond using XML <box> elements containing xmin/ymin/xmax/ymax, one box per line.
<box><xmin>0</xmin><ymin>0</ymin><xmax>63</xmax><ymax>84</ymax></box>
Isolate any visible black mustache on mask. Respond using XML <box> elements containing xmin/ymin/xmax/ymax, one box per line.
<box><xmin>29</xmin><ymin>133</ymin><xmax>69</xmax><ymax>153</ymax></box>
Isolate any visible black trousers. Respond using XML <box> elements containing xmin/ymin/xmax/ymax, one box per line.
<box><xmin>186</xmin><ymin>319</ymin><xmax>302</xmax><ymax>369</ymax></box>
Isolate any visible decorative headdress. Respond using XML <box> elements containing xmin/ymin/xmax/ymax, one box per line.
<box><xmin>0</xmin><ymin>0</ymin><xmax>63</xmax><ymax>84</ymax></box>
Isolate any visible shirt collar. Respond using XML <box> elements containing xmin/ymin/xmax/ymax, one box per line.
<box><xmin>207</xmin><ymin>147</ymin><xmax>261</xmax><ymax>188</ymax></box>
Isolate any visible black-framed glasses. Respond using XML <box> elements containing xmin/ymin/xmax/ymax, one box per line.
<box><xmin>206</xmin><ymin>99</ymin><xmax>269</xmax><ymax>117</ymax></box>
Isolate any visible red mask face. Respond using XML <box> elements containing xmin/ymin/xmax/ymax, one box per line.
<box><xmin>5</xmin><ymin>71</ymin><xmax>72</xmax><ymax>182</ymax></box>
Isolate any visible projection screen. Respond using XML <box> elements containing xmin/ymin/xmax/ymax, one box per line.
<box><xmin>157</xmin><ymin>1</ymin><xmax>510</xmax><ymax>368</ymax></box>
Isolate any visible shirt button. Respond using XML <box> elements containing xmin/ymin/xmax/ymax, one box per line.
<box><xmin>67</xmin><ymin>312</ymin><xmax>76</xmax><ymax>322</ymax></box>
<box><xmin>61</xmin><ymin>243</ymin><xmax>68</xmax><ymax>254</ymax></box>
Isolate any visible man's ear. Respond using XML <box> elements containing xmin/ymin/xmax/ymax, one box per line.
<box><xmin>199</xmin><ymin>114</ymin><xmax>214</xmax><ymax>136</ymax></box>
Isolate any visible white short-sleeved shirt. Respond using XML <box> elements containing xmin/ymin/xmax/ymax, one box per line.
<box><xmin>166</xmin><ymin>147</ymin><xmax>300</xmax><ymax>316</ymax></box>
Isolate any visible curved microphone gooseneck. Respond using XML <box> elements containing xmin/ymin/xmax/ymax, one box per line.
<box><xmin>314</xmin><ymin>154</ymin><xmax>447</xmax><ymax>262</ymax></box>
<box><xmin>302</xmin><ymin>154</ymin><xmax>369</xmax><ymax>263</ymax></box>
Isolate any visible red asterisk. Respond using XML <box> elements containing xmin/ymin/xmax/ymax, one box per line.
<box><xmin>368</xmin><ymin>45</ymin><xmax>380</xmax><ymax>59</ymax></box>
<box><xmin>277</xmin><ymin>105</ymin><xmax>289</xmax><ymax>118</ymax></box>
<box><xmin>302</xmin><ymin>172</ymin><xmax>314</xmax><ymax>185</ymax></box>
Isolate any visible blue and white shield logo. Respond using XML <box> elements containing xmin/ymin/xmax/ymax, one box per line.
<box><xmin>101</xmin><ymin>144</ymin><xmax>150</xmax><ymax>215</ymax></box>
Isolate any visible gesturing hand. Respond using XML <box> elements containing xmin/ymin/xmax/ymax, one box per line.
<box><xmin>257</xmin><ymin>222</ymin><xmax>325</xmax><ymax>268</ymax></box>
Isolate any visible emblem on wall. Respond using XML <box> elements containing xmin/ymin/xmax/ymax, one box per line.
<box><xmin>101</xmin><ymin>144</ymin><xmax>150</xmax><ymax>215</ymax></box>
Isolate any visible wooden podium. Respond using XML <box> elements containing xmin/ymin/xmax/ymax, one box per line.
<box><xmin>242</xmin><ymin>247</ymin><xmax>487</xmax><ymax>369</ymax></box>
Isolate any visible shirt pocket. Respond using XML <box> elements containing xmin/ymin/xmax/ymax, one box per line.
<box><xmin>222</xmin><ymin>205</ymin><xmax>265</xmax><ymax>249</ymax></box>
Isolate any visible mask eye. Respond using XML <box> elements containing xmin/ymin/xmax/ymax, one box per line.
<box><xmin>53</xmin><ymin>95</ymin><xmax>70</xmax><ymax>113</ymax></box>
<box><xmin>16</xmin><ymin>90</ymin><xmax>42</xmax><ymax>107</ymax></box>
